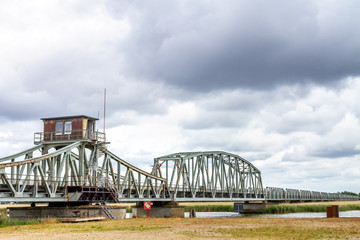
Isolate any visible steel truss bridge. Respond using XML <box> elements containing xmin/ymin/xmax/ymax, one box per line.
<box><xmin>0</xmin><ymin>139</ymin><xmax>358</xmax><ymax>204</ymax></box>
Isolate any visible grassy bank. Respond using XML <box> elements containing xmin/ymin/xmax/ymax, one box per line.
<box><xmin>0</xmin><ymin>208</ymin><xmax>43</xmax><ymax>228</ymax></box>
<box><xmin>180</xmin><ymin>201</ymin><xmax>360</xmax><ymax>213</ymax></box>
<box><xmin>263</xmin><ymin>203</ymin><xmax>360</xmax><ymax>214</ymax></box>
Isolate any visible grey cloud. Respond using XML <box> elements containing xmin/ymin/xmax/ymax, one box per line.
<box><xmin>0</xmin><ymin>87</ymin><xmax>54</xmax><ymax>121</ymax></box>
<box><xmin>181</xmin><ymin>111</ymin><xmax>251</xmax><ymax>130</ymax></box>
<box><xmin>195</xmin><ymin>89</ymin><xmax>267</xmax><ymax>112</ymax></box>
<box><xmin>244</xmin><ymin>152</ymin><xmax>273</xmax><ymax>162</ymax></box>
<box><xmin>114</xmin><ymin>0</ymin><xmax>360</xmax><ymax>91</ymax></box>
<box><xmin>282</xmin><ymin>152</ymin><xmax>309</xmax><ymax>163</ymax></box>
<box><xmin>267</xmin><ymin>110</ymin><xmax>342</xmax><ymax>135</ymax></box>
<box><xmin>1</xmin><ymin>48</ymin><xmax>167</xmax><ymax>121</ymax></box>
<box><xmin>311</xmin><ymin>146</ymin><xmax>360</xmax><ymax>159</ymax></box>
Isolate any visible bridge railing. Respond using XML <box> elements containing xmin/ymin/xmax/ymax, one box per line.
<box><xmin>34</xmin><ymin>129</ymin><xmax>106</xmax><ymax>144</ymax></box>
<box><xmin>264</xmin><ymin>187</ymin><xmax>359</xmax><ymax>201</ymax></box>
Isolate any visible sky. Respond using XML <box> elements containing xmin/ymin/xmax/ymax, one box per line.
<box><xmin>0</xmin><ymin>0</ymin><xmax>359</xmax><ymax>193</ymax></box>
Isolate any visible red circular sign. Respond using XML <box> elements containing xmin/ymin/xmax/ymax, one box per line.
<box><xmin>143</xmin><ymin>201</ymin><xmax>151</xmax><ymax>210</ymax></box>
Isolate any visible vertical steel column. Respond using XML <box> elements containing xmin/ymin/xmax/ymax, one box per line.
<box><xmin>78</xmin><ymin>144</ymin><xmax>85</xmax><ymax>185</ymax></box>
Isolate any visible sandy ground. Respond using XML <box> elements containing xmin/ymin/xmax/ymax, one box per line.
<box><xmin>1</xmin><ymin>217</ymin><xmax>360</xmax><ymax>240</ymax></box>
<box><xmin>1</xmin><ymin>201</ymin><xmax>359</xmax><ymax>239</ymax></box>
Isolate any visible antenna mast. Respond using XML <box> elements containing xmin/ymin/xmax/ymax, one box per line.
<box><xmin>103</xmin><ymin>88</ymin><xmax>106</xmax><ymax>133</ymax></box>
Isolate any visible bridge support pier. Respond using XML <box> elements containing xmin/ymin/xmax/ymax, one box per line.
<box><xmin>8</xmin><ymin>205</ymin><xmax>126</xmax><ymax>220</ymax></box>
<box><xmin>242</xmin><ymin>201</ymin><xmax>280</xmax><ymax>213</ymax></box>
<box><xmin>132</xmin><ymin>201</ymin><xmax>184</xmax><ymax>218</ymax></box>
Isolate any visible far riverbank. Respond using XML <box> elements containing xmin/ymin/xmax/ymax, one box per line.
<box><xmin>179</xmin><ymin>200</ymin><xmax>360</xmax><ymax>214</ymax></box>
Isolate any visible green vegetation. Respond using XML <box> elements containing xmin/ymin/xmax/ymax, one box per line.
<box><xmin>262</xmin><ymin>203</ymin><xmax>360</xmax><ymax>214</ymax></box>
<box><xmin>183</xmin><ymin>201</ymin><xmax>360</xmax><ymax>214</ymax></box>
<box><xmin>184</xmin><ymin>205</ymin><xmax>234</xmax><ymax>212</ymax></box>
<box><xmin>338</xmin><ymin>191</ymin><xmax>360</xmax><ymax>197</ymax></box>
<box><xmin>0</xmin><ymin>209</ymin><xmax>43</xmax><ymax>228</ymax></box>
<box><xmin>126</xmin><ymin>206</ymin><xmax>132</xmax><ymax>213</ymax></box>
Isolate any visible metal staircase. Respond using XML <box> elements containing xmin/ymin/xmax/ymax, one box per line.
<box><xmin>101</xmin><ymin>203</ymin><xmax>116</xmax><ymax>220</ymax></box>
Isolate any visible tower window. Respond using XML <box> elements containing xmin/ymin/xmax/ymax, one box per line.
<box><xmin>64</xmin><ymin>121</ymin><xmax>72</xmax><ymax>134</ymax></box>
<box><xmin>55</xmin><ymin>122</ymin><xmax>63</xmax><ymax>135</ymax></box>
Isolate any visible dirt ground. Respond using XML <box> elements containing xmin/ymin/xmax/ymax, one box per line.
<box><xmin>1</xmin><ymin>217</ymin><xmax>360</xmax><ymax>240</ymax></box>
<box><xmin>1</xmin><ymin>201</ymin><xmax>359</xmax><ymax>239</ymax></box>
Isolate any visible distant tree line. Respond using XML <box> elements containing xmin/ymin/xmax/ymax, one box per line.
<box><xmin>337</xmin><ymin>191</ymin><xmax>360</xmax><ymax>197</ymax></box>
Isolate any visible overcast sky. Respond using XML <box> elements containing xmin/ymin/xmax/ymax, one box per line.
<box><xmin>0</xmin><ymin>0</ymin><xmax>359</xmax><ymax>193</ymax></box>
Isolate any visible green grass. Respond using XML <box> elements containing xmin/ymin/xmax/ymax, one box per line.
<box><xmin>126</xmin><ymin>206</ymin><xmax>132</xmax><ymax>213</ymax></box>
<box><xmin>0</xmin><ymin>208</ymin><xmax>43</xmax><ymax>228</ymax></box>
<box><xmin>183</xmin><ymin>202</ymin><xmax>360</xmax><ymax>214</ymax></box>
<box><xmin>262</xmin><ymin>204</ymin><xmax>360</xmax><ymax>214</ymax></box>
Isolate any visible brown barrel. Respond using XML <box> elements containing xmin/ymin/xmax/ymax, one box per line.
<box><xmin>331</xmin><ymin>205</ymin><xmax>339</xmax><ymax>218</ymax></box>
<box><xmin>326</xmin><ymin>206</ymin><xmax>333</xmax><ymax>218</ymax></box>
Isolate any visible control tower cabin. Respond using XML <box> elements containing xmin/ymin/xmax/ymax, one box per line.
<box><xmin>34</xmin><ymin>115</ymin><xmax>105</xmax><ymax>144</ymax></box>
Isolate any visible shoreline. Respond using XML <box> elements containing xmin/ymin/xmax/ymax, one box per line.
<box><xmin>180</xmin><ymin>201</ymin><xmax>360</xmax><ymax>213</ymax></box>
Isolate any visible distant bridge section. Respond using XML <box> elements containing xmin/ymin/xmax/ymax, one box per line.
<box><xmin>265</xmin><ymin>187</ymin><xmax>359</xmax><ymax>201</ymax></box>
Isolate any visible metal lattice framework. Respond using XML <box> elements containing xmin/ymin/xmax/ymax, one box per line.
<box><xmin>0</xmin><ymin>140</ymin><xmax>167</xmax><ymax>203</ymax></box>
<box><xmin>0</xmin><ymin>141</ymin><xmax>358</xmax><ymax>203</ymax></box>
<box><xmin>152</xmin><ymin>151</ymin><xmax>264</xmax><ymax>201</ymax></box>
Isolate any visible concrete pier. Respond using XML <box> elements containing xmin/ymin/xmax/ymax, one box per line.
<box><xmin>8</xmin><ymin>205</ymin><xmax>126</xmax><ymax>220</ymax></box>
<box><xmin>242</xmin><ymin>202</ymin><xmax>267</xmax><ymax>213</ymax></box>
<box><xmin>242</xmin><ymin>201</ymin><xmax>281</xmax><ymax>213</ymax></box>
<box><xmin>132</xmin><ymin>202</ymin><xmax>184</xmax><ymax>218</ymax></box>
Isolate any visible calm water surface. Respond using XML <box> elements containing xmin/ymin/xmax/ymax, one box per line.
<box><xmin>184</xmin><ymin>210</ymin><xmax>360</xmax><ymax>218</ymax></box>
<box><xmin>127</xmin><ymin>211</ymin><xmax>360</xmax><ymax>219</ymax></box>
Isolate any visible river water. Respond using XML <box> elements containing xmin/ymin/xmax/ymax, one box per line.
<box><xmin>185</xmin><ymin>210</ymin><xmax>360</xmax><ymax>218</ymax></box>
<box><xmin>126</xmin><ymin>210</ymin><xmax>360</xmax><ymax>219</ymax></box>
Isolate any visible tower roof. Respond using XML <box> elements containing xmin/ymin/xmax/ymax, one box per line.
<box><xmin>40</xmin><ymin>115</ymin><xmax>99</xmax><ymax>121</ymax></box>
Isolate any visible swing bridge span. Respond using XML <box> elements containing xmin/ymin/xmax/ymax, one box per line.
<box><xmin>0</xmin><ymin>135</ymin><xmax>358</xmax><ymax>204</ymax></box>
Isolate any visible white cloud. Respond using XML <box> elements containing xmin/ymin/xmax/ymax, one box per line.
<box><xmin>0</xmin><ymin>1</ymin><xmax>130</xmax><ymax>119</ymax></box>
